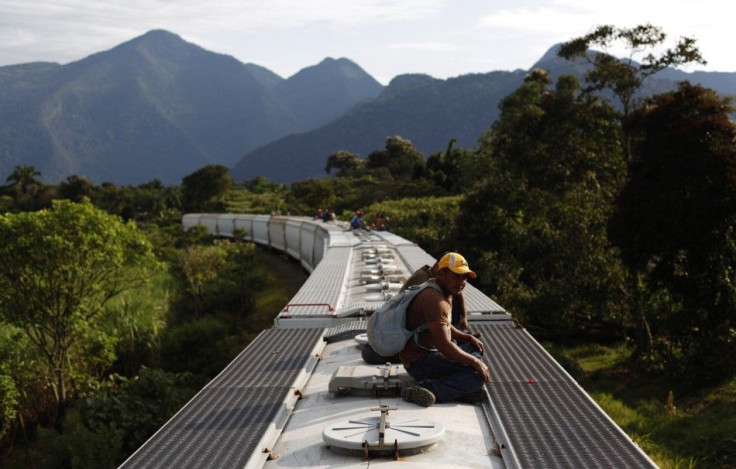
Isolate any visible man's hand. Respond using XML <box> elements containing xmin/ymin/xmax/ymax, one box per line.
<box><xmin>473</xmin><ymin>358</ymin><xmax>491</xmax><ymax>382</ymax></box>
<box><xmin>468</xmin><ymin>335</ymin><xmax>484</xmax><ymax>355</ymax></box>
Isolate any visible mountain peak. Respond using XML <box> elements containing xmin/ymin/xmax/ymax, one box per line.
<box><xmin>288</xmin><ymin>57</ymin><xmax>367</xmax><ymax>80</ymax></box>
<box><xmin>387</xmin><ymin>73</ymin><xmax>435</xmax><ymax>89</ymax></box>
<box><xmin>533</xmin><ymin>44</ymin><xmax>560</xmax><ymax>64</ymax></box>
<box><xmin>139</xmin><ymin>29</ymin><xmax>181</xmax><ymax>40</ymax></box>
<box><xmin>115</xmin><ymin>29</ymin><xmax>189</xmax><ymax>51</ymax></box>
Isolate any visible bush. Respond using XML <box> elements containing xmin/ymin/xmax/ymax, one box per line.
<box><xmin>81</xmin><ymin>368</ymin><xmax>202</xmax><ymax>461</ymax></box>
<box><xmin>158</xmin><ymin>317</ymin><xmax>238</xmax><ymax>376</ymax></box>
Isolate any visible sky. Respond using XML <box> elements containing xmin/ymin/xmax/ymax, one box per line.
<box><xmin>0</xmin><ymin>0</ymin><xmax>732</xmax><ymax>85</ymax></box>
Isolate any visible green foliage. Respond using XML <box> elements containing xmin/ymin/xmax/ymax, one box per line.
<box><xmin>456</xmin><ymin>71</ymin><xmax>628</xmax><ymax>328</ymax></box>
<box><xmin>366</xmin><ymin>135</ymin><xmax>426</xmax><ymax>180</ymax></box>
<box><xmin>426</xmin><ymin>142</ymin><xmax>485</xmax><ymax>194</ymax></box>
<box><xmin>4</xmin><ymin>416</ymin><xmax>122</xmax><ymax>469</ymax></box>
<box><xmin>549</xmin><ymin>341</ymin><xmax>736</xmax><ymax>468</ymax></box>
<box><xmin>226</xmin><ymin>183</ymin><xmax>287</xmax><ymax>215</ymax></box>
<box><xmin>58</xmin><ymin>175</ymin><xmax>97</xmax><ymax>202</ymax></box>
<box><xmin>325</xmin><ymin>150</ymin><xmax>364</xmax><ymax>177</ymax></box>
<box><xmin>5</xmin><ymin>165</ymin><xmax>41</xmax><ymax>194</ymax></box>
<box><xmin>94</xmin><ymin>180</ymin><xmax>182</xmax><ymax>222</ymax></box>
<box><xmin>162</xmin><ymin>240</ymin><xmax>265</xmax><ymax>376</ymax></box>
<box><xmin>181</xmin><ymin>164</ymin><xmax>233</xmax><ymax>212</ymax></box>
<box><xmin>0</xmin><ymin>323</ymin><xmax>51</xmax><ymax>444</ymax></box>
<box><xmin>158</xmin><ymin>317</ymin><xmax>237</xmax><ymax>376</ymax></box>
<box><xmin>173</xmin><ymin>240</ymin><xmax>264</xmax><ymax>320</ymax></box>
<box><xmin>0</xmin><ymin>199</ymin><xmax>161</xmax><ymax>420</ymax></box>
<box><xmin>102</xmin><ymin>269</ymin><xmax>173</xmax><ymax>376</ymax></box>
<box><xmin>43</xmin><ymin>410</ymin><xmax>124</xmax><ymax>469</ymax></box>
<box><xmin>611</xmin><ymin>83</ymin><xmax>736</xmax><ymax>381</ymax></box>
<box><xmin>81</xmin><ymin>368</ymin><xmax>201</xmax><ymax>462</ymax></box>
<box><xmin>364</xmin><ymin>196</ymin><xmax>463</xmax><ymax>257</ymax></box>
<box><xmin>0</xmin><ymin>370</ymin><xmax>19</xmax><ymax>443</ymax></box>
<box><xmin>289</xmin><ymin>178</ymin><xmax>339</xmax><ymax>215</ymax></box>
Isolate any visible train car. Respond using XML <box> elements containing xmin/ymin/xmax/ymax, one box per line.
<box><xmin>119</xmin><ymin>214</ymin><xmax>657</xmax><ymax>469</ymax></box>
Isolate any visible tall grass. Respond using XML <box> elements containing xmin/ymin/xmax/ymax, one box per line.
<box><xmin>101</xmin><ymin>269</ymin><xmax>176</xmax><ymax>374</ymax></box>
<box><xmin>547</xmin><ymin>342</ymin><xmax>736</xmax><ymax>468</ymax></box>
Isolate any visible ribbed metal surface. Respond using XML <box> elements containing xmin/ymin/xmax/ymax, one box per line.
<box><xmin>476</xmin><ymin>322</ymin><xmax>656</xmax><ymax>469</ymax></box>
<box><xmin>373</xmin><ymin>230</ymin><xmax>418</xmax><ymax>246</ymax></box>
<box><xmin>464</xmin><ymin>284</ymin><xmax>506</xmax><ymax>314</ymax></box>
<box><xmin>323</xmin><ymin>319</ymin><xmax>367</xmax><ymax>343</ymax></box>
<box><xmin>396</xmin><ymin>245</ymin><xmax>435</xmax><ymax>272</ymax></box>
<box><xmin>279</xmin><ymin>247</ymin><xmax>351</xmax><ymax>317</ymax></box>
<box><xmin>119</xmin><ymin>328</ymin><xmax>324</xmax><ymax>469</ymax></box>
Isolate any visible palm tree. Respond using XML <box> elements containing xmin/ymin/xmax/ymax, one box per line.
<box><xmin>6</xmin><ymin>165</ymin><xmax>41</xmax><ymax>194</ymax></box>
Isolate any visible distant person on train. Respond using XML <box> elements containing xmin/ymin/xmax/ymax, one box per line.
<box><xmin>399</xmin><ymin>252</ymin><xmax>489</xmax><ymax>407</ymax></box>
<box><xmin>350</xmin><ymin>210</ymin><xmax>367</xmax><ymax>230</ymax></box>
<box><xmin>370</xmin><ymin>213</ymin><xmax>388</xmax><ymax>231</ymax></box>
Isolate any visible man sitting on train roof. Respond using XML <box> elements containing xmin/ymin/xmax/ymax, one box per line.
<box><xmin>350</xmin><ymin>210</ymin><xmax>367</xmax><ymax>230</ymax></box>
<box><xmin>360</xmin><ymin>257</ymin><xmax>469</xmax><ymax>366</ymax></box>
<box><xmin>400</xmin><ymin>252</ymin><xmax>490</xmax><ymax>407</ymax></box>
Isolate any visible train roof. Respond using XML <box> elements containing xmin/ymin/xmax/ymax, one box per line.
<box><xmin>120</xmin><ymin>214</ymin><xmax>657</xmax><ymax>469</ymax></box>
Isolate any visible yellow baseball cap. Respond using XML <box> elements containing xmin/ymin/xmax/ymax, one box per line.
<box><xmin>438</xmin><ymin>252</ymin><xmax>476</xmax><ymax>278</ymax></box>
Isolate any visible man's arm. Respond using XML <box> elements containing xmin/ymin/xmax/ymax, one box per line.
<box><xmin>428</xmin><ymin>322</ymin><xmax>490</xmax><ymax>382</ymax></box>
<box><xmin>450</xmin><ymin>326</ymin><xmax>483</xmax><ymax>354</ymax></box>
<box><xmin>455</xmin><ymin>293</ymin><xmax>469</xmax><ymax>330</ymax></box>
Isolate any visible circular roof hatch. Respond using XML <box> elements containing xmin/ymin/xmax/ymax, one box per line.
<box><xmin>323</xmin><ymin>405</ymin><xmax>444</xmax><ymax>459</ymax></box>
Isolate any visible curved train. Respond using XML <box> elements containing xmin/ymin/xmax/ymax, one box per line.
<box><xmin>119</xmin><ymin>213</ymin><xmax>657</xmax><ymax>469</ymax></box>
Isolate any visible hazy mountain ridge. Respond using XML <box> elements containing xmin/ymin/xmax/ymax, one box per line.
<box><xmin>232</xmin><ymin>48</ymin><xmax>736</xmax><ymax>184</ymax></box>
<box><xmin>231</xmin><ymin>70</ymin><xmax>527</xmax><ymax>183</ymax></box>
<box><xmin>1</xmin><ymin>31</ymin><xmax>734</xmax><ymax>185</ymax></box>
<box><xmin>0</xmin><ymin>30</ymin><xmax>383</xmax><ymax>184</ymax></box>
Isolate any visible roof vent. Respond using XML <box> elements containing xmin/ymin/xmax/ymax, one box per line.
<box><xmin>323</xmin><ymin>405</ymin><xmax>444</xmax><ymax>459</ymax></box>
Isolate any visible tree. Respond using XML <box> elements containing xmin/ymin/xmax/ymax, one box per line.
<box><xmin>58</xmin><ymin>175</ymin><xmax>97</xmax><ymax>202</ymax></box>
<box><xmin>289</xmin><ymin>179</ymin><xmax>338</xmax><ymax>214</ymax></box>
<box><xmin>177</xmin><ymin>242</ymin><xmax>231</xmax><ymax>317</ymax></box>
<box><xmin>609</xmin><ymin>83</ymin><xmax>736</xmax><ymax>380</ymax></box>
<box><xmin>5</xmin><ymin>165</ymin><xmax>41</xmax><ymax>194</ymax></box>
<box><xmin>366</xmin><ymin>136</ymin><xmax>426</xmax><ymax>180</ymax></box>
<box><xmin>181</xmin><ymin>165</ymin><xmax>233</xmax><ymax>212</ymax></box>
<box><xmin>456</xmin><ymin>70</ymin><xmax>628</xmax><ymax>329</ymax></box>
<box><xmin>0</xmin><ymin>199</ymin><xmax>160</xmax><ymax>427</ymax></box>
<box><xmin>426</xmin><ymin>139</ymin><xmax>483</xmax><ymax>194</ymax></box>
<box><xmin>325</xmin><ymin>150</ymin><xmax>364</xmax><ymax>177</ymax></box>
<box><xmin>558</xmin><ymin>24</ymin><xmax>706</xmax><ymax>120</ymax></box>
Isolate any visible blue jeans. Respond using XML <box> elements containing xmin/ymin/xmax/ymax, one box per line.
<box><xmin>405</xmin><ymin>341</ymin><xmax>485</xmax><ymax>403</ymax></box>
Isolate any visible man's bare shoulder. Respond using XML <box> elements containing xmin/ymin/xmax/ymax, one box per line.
<box><xmin>416</xmin><ymin>284</ymin><xmax>447</xmax><ymax>301</ymax></box>
<box><xmin>412</xmin><ymin>285</ymin><xmax>451</xmax><ymax>318</ymax></box>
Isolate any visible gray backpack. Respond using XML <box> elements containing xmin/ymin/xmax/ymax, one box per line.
<box><xmin>366</xmin><ymin>281</ymin><xmax>443</xmax><ymax>356</ymax></box>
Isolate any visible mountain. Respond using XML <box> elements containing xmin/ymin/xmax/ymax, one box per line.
<box><xmin>231</xmin><ymin>71</ymin><xmax>526</xmax><ymax>183</ymax></box>
<box><xmin>2</xmin><ymin>34</ymin><xmax>735</xmax><ymax>186</ymax></box>
<box><xmin>275</xmin><ymin>57</ymin><xmax>385</xmax><ymax>131</ymax></box>
<box><xmin>0</xmin><ymin>30</ymin><xmax>383</xmax><ymax>185</ymax></box>
<box><xmin>232</xmin><ymin>47</ymin><xmax>736</xmax><ymax>184</ymax></box>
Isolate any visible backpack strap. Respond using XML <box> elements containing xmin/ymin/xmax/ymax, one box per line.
<box><xmin>408</xmin><ymin>280</ymin><xmax>445</xmax><ymax>351</ymax></box>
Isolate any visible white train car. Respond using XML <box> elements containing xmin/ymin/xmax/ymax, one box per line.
<box><xmin>181</xmin><ymin>213</ymin><xmax>347</xmax><ymax>271</ymax></box>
